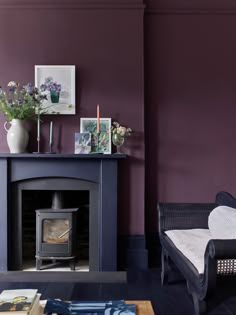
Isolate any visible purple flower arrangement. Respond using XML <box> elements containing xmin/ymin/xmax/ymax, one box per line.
<box><xmin>0</xmin><ymin>81</ymin><xmax>47</xmax><ymax>121</ymax></box>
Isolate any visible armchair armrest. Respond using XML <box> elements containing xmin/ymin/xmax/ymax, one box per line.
<box><xmin>158</xmin><ymin>202</ymin><xmax>216</xmax><ymax>234</ymax></box>
<box><xmin>202</xmin><ymin>239</ymin><xmax>236</xmax><ymax>295</ymax></box>
<box><xmin>207</xmin><ymin>239</ymin><xmax>236</xmax><ymax>260</ymax></box>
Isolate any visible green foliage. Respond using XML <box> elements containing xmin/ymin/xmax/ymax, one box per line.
<box><xmin>0</xmin><ymin>81</ymin><xmax>47</xmax><ymax>121</ymax></box>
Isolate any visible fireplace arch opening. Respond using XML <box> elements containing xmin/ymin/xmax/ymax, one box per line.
<box><xmin>10</xmin><ymin>177</ymin><xmax>98</xmax><ymax>271</ymax></box>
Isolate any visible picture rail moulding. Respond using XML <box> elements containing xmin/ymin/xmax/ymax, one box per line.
<box><xmin>0</xmin><ymin>0</ymin><xmax>145</xmax><ymax>10</ymax></box>
<box><xmin>146</xmin><ymin>9</ymin><xmax>236</xmax><ymax>15</ymax></box>
<box><xmin>146</xmin><ymin>1</ymin><xmax>236</xmax><ymax>14</ymax></box>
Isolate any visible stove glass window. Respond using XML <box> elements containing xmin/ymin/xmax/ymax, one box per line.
<box><xmin>42</xmin><ymin>219</ymin><xmax>70</xmax><ymax>243</ymax></box>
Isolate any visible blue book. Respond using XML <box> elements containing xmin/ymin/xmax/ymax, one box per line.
<box><xmin>44</xmin><ymin>299</ymin><xmax>70</xmax><ymax>315</ymax></box>
<box><xmin>44</xmin><ymin>299</ymin><xmax>130</xmax><ymax>315</ymax></box>
<box><xmin>104</xmin><ymin>303</ymin><xmax>136</xmax><ymax>315</ymax></box>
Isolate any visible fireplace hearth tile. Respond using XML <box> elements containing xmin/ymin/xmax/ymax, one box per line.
<box><xmin>23</xmin><ymin>260</ymin><xmax>89</xmax><ymax>272</ymax></box>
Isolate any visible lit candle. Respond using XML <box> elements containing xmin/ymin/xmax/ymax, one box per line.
<box><xmin>37</xmin><ymin>115</ymin><xmax>40</xmax><ymax>140</ymax></box>
<box><xmin>49</xmin><ymin>121</ymin><xmax>53</xmax><ymax>145</ymax></box>
<box><xmin>97</xmin><ymin>104</ymin><xmax>100</xmax><ymax>133</ymax></box>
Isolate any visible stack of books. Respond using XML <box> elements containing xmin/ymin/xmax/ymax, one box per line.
<box><xmin>44</xmin><ymin>298</ymin><xmax>136</xmax><ymax>315</ymax></box>
<box><xmin>0</xmin><ymin>289</ymin><xmax>40</xmax><ymax>315</ymax></box>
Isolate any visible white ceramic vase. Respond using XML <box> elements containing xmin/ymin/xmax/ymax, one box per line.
<box><xmin>4</xmin><ymin>119</ymin><xmax>29</xmax><ymax>153</ymax></box>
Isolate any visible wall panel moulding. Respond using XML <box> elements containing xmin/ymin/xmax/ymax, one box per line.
<box><xmin>0</xmin><ymin>0</ymin><xmax>145</xmax><ymax>10</ymax></box>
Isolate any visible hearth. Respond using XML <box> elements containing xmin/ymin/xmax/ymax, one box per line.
<box><xmin>0</xmin><ymin>154</ymin><xmax>126</xmax><ymax>272</ymax></box>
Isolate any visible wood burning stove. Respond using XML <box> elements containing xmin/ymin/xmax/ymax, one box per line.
<box><xmin>35</xmin><ymin>192</ymin><xmax>79</xmax><ymax>270</ymax></box>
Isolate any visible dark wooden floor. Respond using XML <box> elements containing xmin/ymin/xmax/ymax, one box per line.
<box><xmin>0</xmin><ymin>269</ymin><xmax>235</xmax><ymax>315</ymax></box>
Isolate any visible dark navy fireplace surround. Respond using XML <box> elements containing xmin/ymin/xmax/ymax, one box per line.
<box><xmin>0</xmin><ymin>153</ymin><xmax>126</xmax><ymax>272</ymax></box>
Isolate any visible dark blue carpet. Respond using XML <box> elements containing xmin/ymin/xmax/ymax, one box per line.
<box><xmin>0</xmin><ymin>269</ymin><xmax>235</xmax><ymax>315</ymax></box>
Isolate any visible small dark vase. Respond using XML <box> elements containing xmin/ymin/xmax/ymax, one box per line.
<box><xmin>50</xmin><ymin>91</ymin><xmax>60</xmax><ymax>103</ymax></box>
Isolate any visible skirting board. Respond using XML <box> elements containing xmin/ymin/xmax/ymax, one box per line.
<box><xmin>118</xmin><ymin>235</ymin><xmax>148</xmax><ymax>270</ymax></box>
<box><xmin>0</xmin><ymin>271</ymin><xmax>127</xmax><ymax>283</ymax></box>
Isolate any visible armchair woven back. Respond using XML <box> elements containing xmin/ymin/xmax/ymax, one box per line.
<box><xmin>158</xmin><ymin>203</ymin><xmax>216</xmax><ymax>233</ymax></box>
<box><xmin>215</xmin><ymin>191</ymin><xmax>236</xmax><ymax>208</ymax></box>
<box><xmin>217</xmin><ymin>259</ymin><xmax>236</xmax><ymax>275</ymax></box>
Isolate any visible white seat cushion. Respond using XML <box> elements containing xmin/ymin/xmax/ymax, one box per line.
<box><xmin>165</xmin><ymin>229</ymin><xmax>212</xmax><ymax>274</ymax></box>
<box><xmin>208</xmin><ymin>206</ymin><xmax>236</xmax><ymax>239</ymax></box>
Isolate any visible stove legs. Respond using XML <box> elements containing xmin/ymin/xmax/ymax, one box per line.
<box><xmin>36</xmin><ymin>256</ymin><xmax>77</xmax><ymax>271</ymax></box>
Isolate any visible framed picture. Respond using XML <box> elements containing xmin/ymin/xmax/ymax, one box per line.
<box><xmin>35</xmin><ymin>65</ymin><xmax>76</xmax><ymax>115</ymax></box>
<box><xmin>75</xmin><ymin>132</ymin><xmax>91</xmax><ymax>154</ymax></box>
<box><xmin>80</xmin><ymin>118</ymin><xmax>112</xmax><ymax>154</ymax></box>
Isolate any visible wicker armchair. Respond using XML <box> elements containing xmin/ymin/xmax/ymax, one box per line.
<box><xmin>158</xmin><ymin>191</ymin><xmax>236</xmax><ymax>315</ymax></box>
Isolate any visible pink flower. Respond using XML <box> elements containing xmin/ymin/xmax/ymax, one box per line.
<box><xmin>117</xmin><ymin>126</ymin><xmax>127</xmax><ymax>136</ymax></box>
<box><xmin>111</xmin><ymin>121</ymin><xmax>133</xmax><ymax>137</ymax></box>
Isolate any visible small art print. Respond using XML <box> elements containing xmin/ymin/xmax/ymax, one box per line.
<box><xmin>91</xmin><ymin>132</ymin><xmax>110</xmax><ymax>154</ymax></box>
<box><xmin>75</xmin><ymin>133</ymin><xmax>91</xmax><ymax>154</ymax></box>
<box><xmin>80</xmin><ymin>118</ymin><xmax>111</xmax><ymax>154</ymax></box>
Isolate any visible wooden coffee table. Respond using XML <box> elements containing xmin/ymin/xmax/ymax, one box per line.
<box><xmin>126</xmin><ymin>300</ymin><xmax>155</xmax><ymax>315</ymax></box>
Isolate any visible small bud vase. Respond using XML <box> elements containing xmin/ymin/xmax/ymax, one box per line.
<box><xmin>112</xmin><ymin>133</ymin><xmax>125</xmax><ymax>153</ymax></box>
<box><xmin>4</xmin><ymin>119</ymin><xmax>29</xmax><ymax>153</ymax></box>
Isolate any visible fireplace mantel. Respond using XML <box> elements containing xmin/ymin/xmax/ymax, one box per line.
<box><xmin>0</xmin><ymin>153</ymin><xmax>126</xmax><ymax>272</ymax></box>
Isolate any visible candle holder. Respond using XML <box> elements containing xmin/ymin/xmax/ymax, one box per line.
<box><xmin>37</xmin><ymin>137</ymin><xmax>40</xmax><ymax>153</ymax></box>
<box><xmin>49</xmin><ymin>143</ymin><xmax>53</xmax><ymax>153</ymax></box>
<box><xmin>33</xmin><ymin>114</ymin><xmax>42</xmax><ymax>154</ymax></box>
<box><xmin>33</xmin><ymin>137</ymin><xmax>42</xmax><ymax>154</ymax></box>
<box><xmin>45</xmin><ymin>142</ymin><xmax>56</xmax><ymax>154</ymax></box>
<box><xmin>97</xmin><ymin>132</ymin><xmax>100</xmax><ymax>153</ymax></box>
<box><xmin>91</xmin><ymin>132</ymin><xmax>103</xmax><ymax>154</ymax></box>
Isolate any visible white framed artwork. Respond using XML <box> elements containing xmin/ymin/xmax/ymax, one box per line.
<box><xmin>35</xmin><ymin>65</ymin><xmax>76</xmax><ymax>115</ymax></box>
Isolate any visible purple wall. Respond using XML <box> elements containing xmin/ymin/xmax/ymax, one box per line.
<box><xmin>145</xmin><ymin>0</ymin><xmax>236</xmax><ymax>231</ymax></box>
<box><xmin>2</xmin><ymin>0</ymin><xmax>235</xmax><ymax>238</ymax></box>
<box><xmin>0</xmin><ymin>0</ymin><xmax>145</xmax><ymax>235</ymax></box>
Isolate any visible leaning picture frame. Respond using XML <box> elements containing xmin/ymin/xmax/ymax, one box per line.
<box><xmin>35</xmin><ymin>65</ymin><xmax>76</xmax><ymax>115</ymax></box>
<box><xmin>80</xmin><ymin>118</ymin><xmax>112</xmax><ymax>154</ymax></box>
<box><xmin>74</xmin><ymin>132</ymin><xmax>91</xmax><ymax>154</ymax></box>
